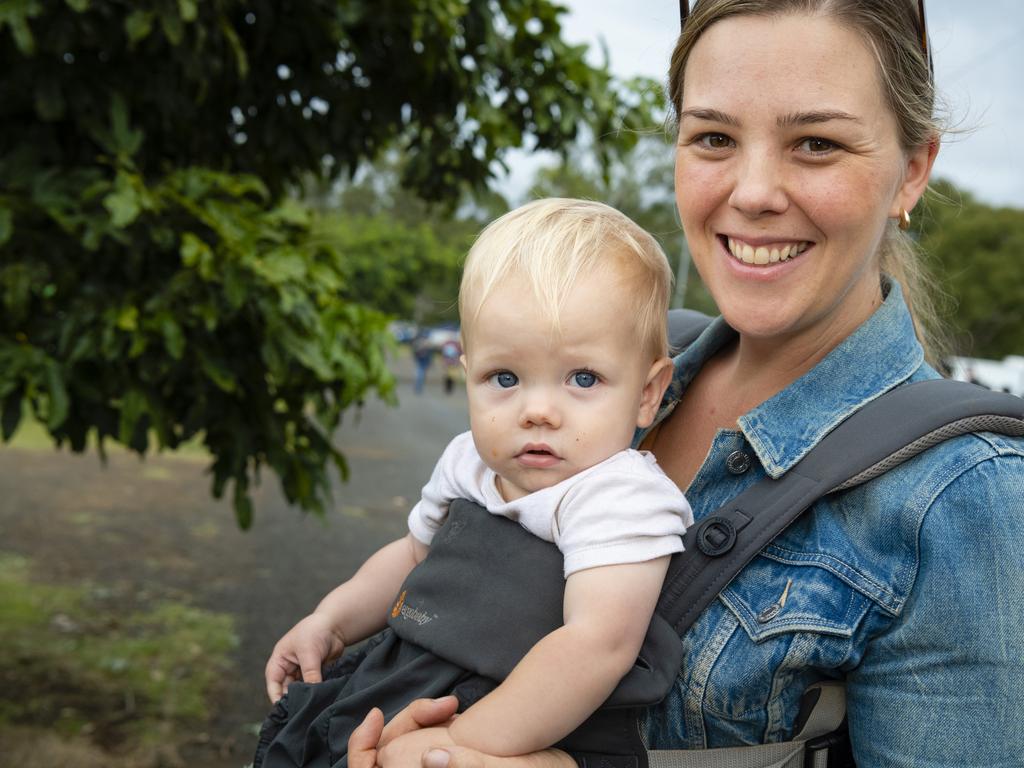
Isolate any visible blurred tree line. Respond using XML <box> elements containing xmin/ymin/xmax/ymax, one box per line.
<box><xmin>918</xmin><ymin>180</ymin><xmax>1024</xmax><ymax>361</ymax></box>
<box><xmin>2</xmin><ymin>1</ymin><xmax>1021</xmax><ymax>527</ymax></box>
<box><xmin>0</xmin><ymin>0</ymin><xmax>656</xmax><ymax>524</ymax></box>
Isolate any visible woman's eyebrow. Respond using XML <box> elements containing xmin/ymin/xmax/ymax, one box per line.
<box><xmin>777</xmin><ymin>110</ymin><xmax>861</xmax><ymax>127</ymax></box>
<box><xmin>678</xmin><ymin>107</ymin><xmax>740</xmax><ymax>126</ymax></box>
<box><xmin>679</xmin><ymin>108</ymin><xmax>861</xmax><ymax>128</ymax></box>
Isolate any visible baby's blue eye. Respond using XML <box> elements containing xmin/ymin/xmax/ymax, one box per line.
<box><xmin>571</xmin><ymin>371</ymin><xmax>598</xmax><ymax>388</ymax></box>
<box><xmin>488</xmin><ymin>371</ymin><xmax>519</xmax><ymax>388</ymax></box>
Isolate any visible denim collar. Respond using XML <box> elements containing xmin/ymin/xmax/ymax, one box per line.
<box><xmin>643</xmin><ymin>280</ymin><xmax>924</xmax><ymax>478</ymax></box>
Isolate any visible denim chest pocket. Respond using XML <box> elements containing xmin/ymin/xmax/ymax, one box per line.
<box><xmin>720</xmin><ymin>555</ymin><xmax>873</xmax><ymax>642</ymax></box>
<box><xmin>697</xmin><ymin>554</ymin><xmax>876</xmax><ymax>734</ymax></box>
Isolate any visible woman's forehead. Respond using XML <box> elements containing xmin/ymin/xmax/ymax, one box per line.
<box><xmin>682</xmin><ymin>14</ymin><xmax>886</xmax><ymax>115</ymax></box>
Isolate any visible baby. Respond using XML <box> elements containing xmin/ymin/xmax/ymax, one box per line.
<box><xmin>262</xmin><ymin>198</ymin><xmax>693</xmax><ymax>764</ymax></box>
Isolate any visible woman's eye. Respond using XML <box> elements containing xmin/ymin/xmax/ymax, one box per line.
<box><xmin>697</xmin><ymin>133</ymin><xmax>734</xmax><ymax>150</ymax></box>
<box><xmin>799</xmin><ymin>137</ymin><xmax>837</xmax><ymax>154</ymax></box>
<box><xmin>488</xmin><ymin>371</ymin><xmax>518</xmax><ymax>388</ymax></box>
<box><xmin>569</xmin><ymin>371</ymin><xmax>598</xmax><ymax>388</ymax></box>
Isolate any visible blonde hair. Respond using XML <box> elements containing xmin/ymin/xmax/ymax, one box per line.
<box><xmin>668</xmin><ymin>0</ymin><xmax>948</xmax><ymax>364</ymax></box>
<box><xmin>459</xmin><ymin>198</ymin><xmax>673</xmax><ymax>360</ymax></box>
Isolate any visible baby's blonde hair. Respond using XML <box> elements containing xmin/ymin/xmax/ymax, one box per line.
<box><xmin>459</xmin><ymin>198</ymin><xmax>673</xmax><ymax>361</ymax></box>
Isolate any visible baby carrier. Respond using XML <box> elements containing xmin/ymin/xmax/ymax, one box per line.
<box><xmin>253</xmin><ymin>311</ymin><xmax>1024</xmax><ymax>768</ymax></box>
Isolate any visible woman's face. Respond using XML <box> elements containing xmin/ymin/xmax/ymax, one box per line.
<box><xmin>675</xmin><ymin>13</ymin><xmax>934</xmax><ymax>347</ymax></box>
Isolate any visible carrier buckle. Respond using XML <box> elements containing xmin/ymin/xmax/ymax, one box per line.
<box><xmin>803</xmin><ymin>727</ymin><xmax>854</xmax><ymax>768</ymax></box>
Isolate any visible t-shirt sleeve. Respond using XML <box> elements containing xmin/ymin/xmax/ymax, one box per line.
<box><xmin>554</xmin><ymin>463</ymin><xmax>693</xmax><ymax>577</ymax></box>
<box><xmin>407</xmin><ymin>431</ymin><xmax>482</xmax><ymax>546</ymax></box>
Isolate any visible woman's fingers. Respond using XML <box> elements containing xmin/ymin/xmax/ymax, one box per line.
<box><xmin>379</xmin><ymin>696</ymin><xmax>461</xmax><ymax>746</ymax></box>
<box><xmin>349</xmin><ymin>707</ymin><xmax>387</xmax><ymax>768</ymax></box>
<box><xmin>425</xmin><ymin>748</ymin><xmax>577</xmax><ymax>768</ymax></box>
<box><xmin>347</xmin><ymin>696</ymin><xmax>461</xmax><ymax>768</ymax></box>
<box><xmin>424</xmin><ymin>748</ymin><xmax>459</xmax><ymax>768</ymax></box>
<box><xmin>424</xmin><ymin>747</ymin><xmax>494</xmax><ymax>768</ymax></box>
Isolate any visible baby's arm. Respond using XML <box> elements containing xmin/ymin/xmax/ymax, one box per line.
<box><xmin>446</xmin><ymin>555</ymin><xmax>670</xmax><ymax>756</ymax></box>
<box><xmin>265</xmin><ymin>533</ymin><xmax>429</xmax><ymax>702</ymax></box>
<box><xmin>266</xmin><ymin>432</ymin><xmax>478</xmax><ymax>702</ymax></box>
<box><xmin>313</xmin><ymin>533</ymin><xmax>430</xmax><ymax>640</ymax></box>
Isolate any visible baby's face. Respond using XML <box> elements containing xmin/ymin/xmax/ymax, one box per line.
<box><xmin>462</xmin><ymin>270</ymin><xmax>668</xmax><ymax>502</ymax></box>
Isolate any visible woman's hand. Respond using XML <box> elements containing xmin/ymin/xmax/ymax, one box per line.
<box><xmin>347</xmin><ymin>697</ymin><xmax>576</xmax><ymax>768</ymax></box>
<box><xmin>264</xmin><ymin>612</ymin><xmax>347</xmax><ymax>702</ymax></box>
<box><xmin>348</xmin><ymin>697</ymin><xmax>460</xmax><ymax>768</ymax></box>
<box><xmin>379</xmin><ymin>726</ymin><xmax>457</xmax><ymax>768</ymax></box>
<box><xmin>415</xmin><ymin>744</ymin><xmax>577</xmax><ymax>768</ymax></box>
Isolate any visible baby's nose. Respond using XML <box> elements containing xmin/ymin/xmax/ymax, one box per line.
<box><xmin>518</xmin><ymin>393</ymin><xmax>560</xmax><ymax>428</ymax></box>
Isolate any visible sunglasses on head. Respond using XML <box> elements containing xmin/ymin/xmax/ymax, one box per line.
<box><xmin>678</xmin><ymin>0</ymin><xmax>933</xmax><ymax>78</ymax></box>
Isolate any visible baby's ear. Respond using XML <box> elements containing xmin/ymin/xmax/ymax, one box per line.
<box><xmin>459</xmin><ymin>354</ymin><xmax>467</xmax><ymax>371</ymax></box>
<box><xmin>637</xmin><ymin>357</ymin><xmax>674</xmax><ymax>429</ymax></box>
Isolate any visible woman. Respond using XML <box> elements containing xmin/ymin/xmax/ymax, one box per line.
<box><xmin>348</xmin><ymin>1</ymin><xmax>1024</xmax><ymax>765</ymax></box>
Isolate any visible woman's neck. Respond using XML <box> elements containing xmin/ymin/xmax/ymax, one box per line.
<box><xmin>716</xmin><ymin>297</ymin><xmax>882</xmax><ymax>416</ymax></box>
<box><xmin>707</xmin><ymin>267</ymin><xmax>884</xmax><ymax>410</ymax></box>
<box><xmin>726</xmin><ymin>333</ymin><xmax>833</xmax><ymax>401</ymax></box>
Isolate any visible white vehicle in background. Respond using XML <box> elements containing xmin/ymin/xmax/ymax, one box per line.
<box><xmin>426</xmin><ymin>325</ymin><xmax>460</xmax><ymax>349</ymax></box>
<box><xmin>948</xmin><ymin>355</ymin><xmax>1024</xmax><ymax>397</ymax></box>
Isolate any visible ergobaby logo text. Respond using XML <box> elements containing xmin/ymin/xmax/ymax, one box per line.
<box><xmin>390</xmin><ymin>590</ymin><xmax>434</xmax><ymax>626</ymax></box>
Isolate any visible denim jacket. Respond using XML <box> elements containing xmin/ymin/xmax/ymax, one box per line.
<box><xmin>638</xmin><ymin>282</ymin><xmax>1024</xmax><ymax>766</ymax></box>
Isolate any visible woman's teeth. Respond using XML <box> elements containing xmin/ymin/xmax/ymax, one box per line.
<box><xmin>727</xmin><ymin>238</ymin><xmax>809</xmax><ymax>265</ymax></box>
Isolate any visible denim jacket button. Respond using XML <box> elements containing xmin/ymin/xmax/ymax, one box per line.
<box><xmin>726</xmin><ymin>450</ymin><xmax>752</xmax><ymax>474</ymax></box>
<box><xmin>757</xmin><ymin>603</ymin><xmax>781</xmax><ymax>623</ymax></box>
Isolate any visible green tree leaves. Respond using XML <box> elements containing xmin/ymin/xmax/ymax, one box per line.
<box><xmin>0</xmin><ymin>1</ymin><xmax>43</xmax><ymax>55</ymax></box>
<box><xmin>1</xmin><ymin>0</ymin><xmax>661</xmax><ymax>525</ymax></box>
<box><xmin>2</xmin><ymin>1</ymin><xmax>651</xmax><ymax>200</ymax></box>
<box><xmin>919</xmin><ymin>180</ymin><xmax>1024</xmax><ymax>360</ymax></box>
<box><xmin>2</xmin><ymin>157</ymin><xmax>400</xmax><ymax>524</ymax></box>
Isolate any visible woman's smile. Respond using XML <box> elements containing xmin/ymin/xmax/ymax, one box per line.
<box><xmin>722</xmin><ymin>235</ymin><xmax>811</xmax><ymax>265</ymax></box>
<box><xmin>715</xmin><ymin>234</ymin><xmax>814</xmax><ymax>285</ymax></box>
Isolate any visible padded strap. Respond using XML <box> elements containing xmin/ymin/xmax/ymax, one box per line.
<box><xmin>667</xmin><ymin>309</ymin><xmax>713</xmax><ymax>354</ymax></box>
<box><xmin>648</xmin><ymin>742</ymin><xmax>806</xmax><ymax>768</ymax></box>
<box><xmin>658</xmin><ymin>379</ymin><xmax>1024</xmax><ymax>633</ymax></box>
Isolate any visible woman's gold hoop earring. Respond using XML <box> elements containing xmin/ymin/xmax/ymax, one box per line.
<box><xmin>898</xmin><ymin>208</ymin><xmax>911</xmax><ymax>231</ymax></box>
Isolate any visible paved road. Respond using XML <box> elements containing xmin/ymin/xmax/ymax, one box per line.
<box><xmin>0</xmin><ymin>355</ymin><xmax>469</xmax><ymax>766</ymax></box>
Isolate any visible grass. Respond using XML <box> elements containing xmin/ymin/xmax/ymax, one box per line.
<box><xmin>0</xmin><ymin>552</ymin><xmax>237</xmax><ymax>751</ymax></box>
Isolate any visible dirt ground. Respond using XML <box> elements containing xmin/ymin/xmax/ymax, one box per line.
<box><xmin>0</xmin><ymin>357</ymin><xmax>469</xmax><ymax>767</ymax></box>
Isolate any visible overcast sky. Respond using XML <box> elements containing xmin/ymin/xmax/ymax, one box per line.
<box><xmin>501</xmin><ymin>0</ymin><xmax>1024</xmax><ymax>209</ymax></box>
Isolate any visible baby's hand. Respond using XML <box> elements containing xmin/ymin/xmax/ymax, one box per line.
<box><xmin>378</xmin><ymin>726</ymin><xmax>456</xmax><ymax>768</ymax></box>
<box><xmin>264</xmin><ymin>612</ymin><xmax>346</xmax><ymax>703</ymax></box>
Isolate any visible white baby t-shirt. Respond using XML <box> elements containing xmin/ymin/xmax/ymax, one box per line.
<box><xmin>407</xmin><ymin>431</ymin><xmax>693</xmax><ymax>577</ymax></box>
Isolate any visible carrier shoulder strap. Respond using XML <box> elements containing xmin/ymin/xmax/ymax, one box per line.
<box><xmin>656</xmin><ymin>376</ymin><xmax>1024</xmax><ymax>634</ymax></box>
<box><xmin>668</xmin><ymin>309</ymin><xmax>714</xmax><ymax>354</ymax></box>
<box><xmin>658</xmin><ymin>308</ymin><xmax>1024</xmax><ymax>636</ymax></box>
